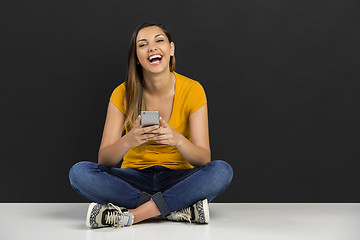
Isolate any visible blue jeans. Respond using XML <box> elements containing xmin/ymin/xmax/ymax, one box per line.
<box><xmin>69</xmin><ymin>160</ymin><xmax>233</xmax><ymax>217</ymax></box>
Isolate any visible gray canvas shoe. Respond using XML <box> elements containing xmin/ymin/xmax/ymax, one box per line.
<box><xmin>167</xmin><ymin>199</ymin><xmax>210</xmax><ymax>224</ymax></box>
<box><xmin>86</xmin><ymin>202</ymin><xmax>134</xmax><ymax>228</ymax></box>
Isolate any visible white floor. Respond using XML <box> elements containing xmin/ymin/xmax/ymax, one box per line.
<box><xmin>1</xmin><ymin>203</ymin><xmax>359</xmax><ymax>240</ymax></box>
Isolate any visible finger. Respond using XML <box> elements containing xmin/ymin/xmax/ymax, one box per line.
<box><xmin>150</xmin><ymin>134</ymin><xmax>169</xmax><ymax>141</ymax></box>
<box><xmin>160</xmin><ymin>127</ymin><xmax>168</xmax><ymax>135</ymax></box>
<box><xmin>153</xmin><ymin>139</ymin><xmax>168</xmax><ymax>145</ymax></box>
<box><xmin>149</xmin><ymin>126</ymin><xmax>166</xmax><ymax>135</ymax></box>
<box><xmin>142</xmin><ymin>133</ymin><xmax>161</xmax><ymax>139</ymax></box>
<box><xmin>141</xmin><ymin>124</ymin><xmax>160</xmax><ymax>134</ymax></box>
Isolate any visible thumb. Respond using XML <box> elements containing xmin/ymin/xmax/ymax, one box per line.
<box><xmin>159</xmin><ymin>116</ymin><xmax>169</xmax><ymax>127</ymax></box>
<box><xmin>134</xmin><ymin>115</ymin><xmax>141</xmax><ymax>128</ymax></box>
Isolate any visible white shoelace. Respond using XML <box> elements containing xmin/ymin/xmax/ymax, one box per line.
<box><xmin>105</xmin><ymin>203</ymin><xmax>124</xmax><ymax>227</ymax></box>
<box><xmin>172</xmin><ymin>207</ymin><xmax>192</xmax><ymax>223</ymax></box>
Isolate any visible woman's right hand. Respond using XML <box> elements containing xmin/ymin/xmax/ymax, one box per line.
<box><xmin>124</xmin><ymin>115</ymin><xmax>160</xmax><ymax>147</ymax></box>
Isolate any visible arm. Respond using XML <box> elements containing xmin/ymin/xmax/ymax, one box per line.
<box><xmin>98</xmin><ymin>102</ymin><xmax>129</xmax><ymax>167</ymax></box>
<box><xmin>177</xmin><ymin>103</ymin><xmax>211</xmax><ymax>166</ymax></box>
<box><xmin>98</xmin><ymin>101</ymin><xmax>159</xmax><ymax>167</ymax></box>
<box><xmin>152</xmin><ymin>104</ymin><xmax>211</xmax><ymax>167</ymax></box>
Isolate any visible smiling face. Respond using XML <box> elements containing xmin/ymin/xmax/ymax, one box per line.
<box><xmin>136</xmin><ymin>26</ymin><xmax>175</xmax><ymax>74</ymax></box>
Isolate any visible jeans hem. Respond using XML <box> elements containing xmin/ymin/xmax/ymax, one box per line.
<box><xmin>136</xmin><ymin>192</ymin><xmax>152</xmax><ymax>207</ymax></box>
<box><xmin>152</xmin><ymin>192</ymin><xmax>171</xmax><ymax>217</ymax></box>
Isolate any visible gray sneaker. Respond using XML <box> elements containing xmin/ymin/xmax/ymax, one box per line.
<box><xmin>86</xmin><ymin>202</ymin><xmax>134</xmax><ymax>228</ymax></box>
<box><xmin>167</xmin><ymin>199</ymin><xmax>210</xmax><ymax>224</ymax></box>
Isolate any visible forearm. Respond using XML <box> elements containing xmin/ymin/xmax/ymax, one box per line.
<box><xmin>98</xmin><ymin>118</ymin><xmax>162</xmax><ymax>167</ymax></box>
<box><xmin>98</xmin><ymin>135</ymin><xmax>132</xmax><ymax>167</ymax></box>
<box><xmin>176</xmin><ymin>135</ymin><xmax>211</xmax><ymax>167</ymax></box>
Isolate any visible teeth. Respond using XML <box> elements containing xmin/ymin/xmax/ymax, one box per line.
<box><xmin>149</xmin><ymin>54</ymin><xmax>162</xmax><ymax>60</ymax></box>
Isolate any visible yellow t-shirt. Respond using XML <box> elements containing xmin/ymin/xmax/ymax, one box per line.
<box><xmin>109</xmin><ymin>72</ymin><xmax>207</xmax><ymax>170</ymax></box>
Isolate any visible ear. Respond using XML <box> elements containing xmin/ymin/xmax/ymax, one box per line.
<box><xmin>170</xmin><ymin>42</ymin><xmax>175</xmax><ymax>56</ymax></box>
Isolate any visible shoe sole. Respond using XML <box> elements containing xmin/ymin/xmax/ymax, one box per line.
<box><xmin>86</xmin><ymin>202</ymin><xmax>98</xmax><ymax>228</ymax></box>
<box><xmin>202</xmin><ymin>199</ymin><xmax>210</xmax><ymax>224</ymax></box>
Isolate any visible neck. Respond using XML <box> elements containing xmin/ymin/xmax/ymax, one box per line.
<box><xmin>143</xmin><ymin>70</ymin><xmax>175</xmax><ymax>96</ymax></box>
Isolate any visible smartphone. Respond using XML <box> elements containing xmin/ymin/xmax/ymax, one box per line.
<box><xmin>141</xmin><ymin>111</ymin><xmax>160</xmax><ymax>127</ymax></box>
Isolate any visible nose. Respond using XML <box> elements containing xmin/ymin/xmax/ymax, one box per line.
<box><xmin>148</xmin><ymin>42</ymin><xmax>157</xmax><ymax>52</ymax></box>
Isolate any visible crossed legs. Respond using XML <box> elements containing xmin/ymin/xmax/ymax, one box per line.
<box><xmin>69</xmin><ymin>160</ymin><xmax>233</xmax><ymax>224</ymax></box>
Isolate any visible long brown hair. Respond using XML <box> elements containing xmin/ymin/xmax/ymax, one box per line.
<box><xmin>124</xmin><ymin>22</ymin><xmax>176</xmax><ymax>131</ymax></box>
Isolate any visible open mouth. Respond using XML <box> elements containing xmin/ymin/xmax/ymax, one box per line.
<box><xmin>147</xmin><ymin>54</ymin><xmax>163</xmax><ymax>65</ymax></box>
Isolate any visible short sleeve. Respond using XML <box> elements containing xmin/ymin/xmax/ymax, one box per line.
<box><xmin>109</xmin><ymin>83</ymin><xmax>126</xmax><ymax>114</ymax></box>
<box><xmin>189</xmin><ymin>82</ymin><xmax>207</xmax><ymax>114</ymax></box>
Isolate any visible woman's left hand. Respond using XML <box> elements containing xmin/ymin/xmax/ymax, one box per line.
<box><xmin>150</xmin><ymin>117</ymin><xmax>184</xmax><ymax>146</ymax></box>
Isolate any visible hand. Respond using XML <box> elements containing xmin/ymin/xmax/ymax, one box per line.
<box><xmin>124</xmin><ymin>115</ymin><xmax>161</xmax><ymax>147</ymax></box>
<box><xmin>150</xmin><ymin>116</ymin><xmax>184</xmax><ymax>146</ymax></box>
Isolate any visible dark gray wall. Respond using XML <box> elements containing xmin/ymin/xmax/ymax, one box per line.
<box><xmin>1</xmin><ymin>0</ymin><xmax>359</xmax><ymax>203</ymax></box>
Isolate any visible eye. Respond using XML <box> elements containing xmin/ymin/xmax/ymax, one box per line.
<box><xmin>156</xmin><ymin>39</ymin><xmax>164</xmax><ymax>43</ymax></box>
<box><xmin>138</xmin><ymin>43</ymin><xmax>147</xmax><ymax>48</ymax></box>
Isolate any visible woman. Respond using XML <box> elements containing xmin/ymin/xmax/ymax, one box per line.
<box><xmin>69</xmin><ymin>22</ymin><xmax>233</xmax><ymax>228</ymax></box>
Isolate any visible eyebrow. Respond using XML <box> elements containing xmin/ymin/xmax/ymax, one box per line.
<box><xmin>137</xmin><ymin>34</ymin><xmax>165</xmax><ymax>43</ymax></box>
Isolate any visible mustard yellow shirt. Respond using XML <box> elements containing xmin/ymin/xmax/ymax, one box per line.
<box><xmin>109</xmin><ymin>72</ymin><xmax>207</xmax><ymax>170</ymax></box>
